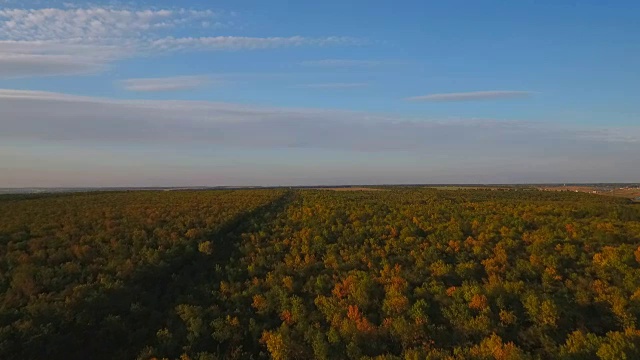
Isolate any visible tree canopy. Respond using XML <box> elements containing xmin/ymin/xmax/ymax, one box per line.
<box><xmin>1</xmin><ymin>188</ymin><xmax>639</xmax><ymax>359</ymax></box>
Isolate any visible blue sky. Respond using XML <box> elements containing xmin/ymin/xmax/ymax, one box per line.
<box><xmin>0</xmin><ymin>0</ymin><xmax>639</xmax><ymax>186</ymax></box>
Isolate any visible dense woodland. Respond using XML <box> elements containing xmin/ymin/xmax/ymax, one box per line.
<box><xmin>1</xmin><ymin>188</ymin><xmax>640</xmax><ymax>359</ymax></box>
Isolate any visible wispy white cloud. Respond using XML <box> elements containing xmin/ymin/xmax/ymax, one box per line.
<box><xmin>148</xmin><ymin>35</ymin><xmax>356</xmax><ymax>52</ymax></box>
<box><xmin>0</xmin><ymin>53</ymin><xmax>106</xmax><ymax>77</ymax></box>
<box><xmin>0</xmin><ymin>7</ymin><xmax>216</xmax><ymax>41</ymax></box>
<box><xmin>0</xmin><ymin>6</ymin><xmax>357</xmax><ymax>78</ymax></box>
<box><xmin>407</xmin><ymin>91</ymin><xmax>533</xmax><ymax>102</ymax></box>
<box><xmin>119</xmin><ymin>75</ymin><xmax>214</xmax><ymax>92</ymax></box>
<box><xmin>0</xmin><ymin>40</ymin><xmax>127</xmax><ymax>77</ymax></box>
<box><xmin>300</xmin><ymin>59</ymin><xmax>385</xmax><ymax>67</ymax></box>
<box><xmin>295</xmin><ymin>82</ymin><xmax>369</xmax><ymax>89</ymax></box>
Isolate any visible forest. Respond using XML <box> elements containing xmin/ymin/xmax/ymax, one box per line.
<box><xmin>1</xmin><ymin>188</ymin><xmax>640</xmax><ymax>359</ymax></box>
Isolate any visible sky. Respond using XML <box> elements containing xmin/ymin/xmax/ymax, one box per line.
<box><xmin>0</xmin><ymin>0</ymin><xmax>639</xmax><ymax>187</ymax></box>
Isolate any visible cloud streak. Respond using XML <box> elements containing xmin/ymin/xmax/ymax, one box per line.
<box><xmin>0</xmin><ymin>53</ymin><xmax>107</xmax><ymax>77</ymax></box>
<box><xmin>120</xmin><ymin>75</ymin><xmax>214</xmax><ymax>92</ymax></box>
<box><xmin>300</xmin><ymin>59</ymin><xmax>385</xmax><ymax>67</ymax></box>
<box><xmin>148</xmin><ymin>36</ymin><xmax>356</xmax><ymax>52</ymax></box>
<box><xmin>407</xmin><ymin>91</ymin><xmax>533</xmax><ymax>102</ymax></box>
<box><xmin>0</xmin><ymin>40</ymin><xmax>126</xmax><ymax>77</ymax></box>
<box><xmin>296</xmin><ymin>82</ymin><xmax>369</xmax><ymax>89</ymax></box>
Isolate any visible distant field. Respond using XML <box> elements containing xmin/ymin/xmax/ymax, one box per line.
<box><xmin>310</xmin><ymin>187</ymin><xmax>384</xmax><ymax>191</ymax></box>
<box><xmin>426</xmin><ymin>186</ymin><xmax>515</xmax><ymax>191</ymax></box>
<box><xmin>539</xmin><ymin>185</ymin><xmax>640</xmax><ymax>200</ymax></box>
<box><xmin>611</xmin><ymin>188</ymin><xmax>640</xmax><ymax>200</ymax></box>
